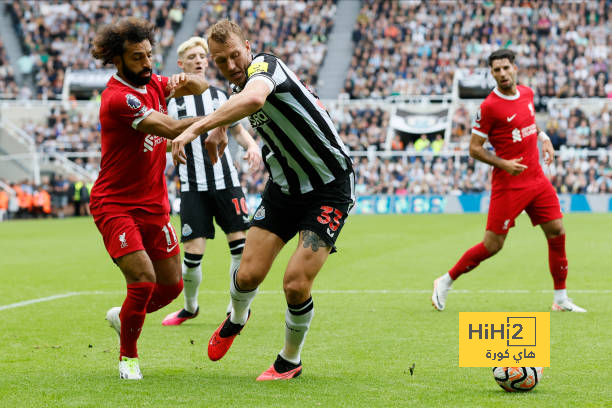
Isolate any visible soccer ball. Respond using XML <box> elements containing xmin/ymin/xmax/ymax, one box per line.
<box><xmin>492</xmin><ymin>367</ymin><xmax>543</xmax><ymax>392</ymax></box>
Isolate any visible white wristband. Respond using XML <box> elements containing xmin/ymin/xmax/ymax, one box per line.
<box><xmin>538</xmin><ymin>131</ymin><xmax>550</xmax><ymax>142</ymax></box>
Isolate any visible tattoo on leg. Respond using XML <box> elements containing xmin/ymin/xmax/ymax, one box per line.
<box><xmin>302</xmin><ymin>230</ymin><xmax>330</xmax><ymax>252</ymax></box>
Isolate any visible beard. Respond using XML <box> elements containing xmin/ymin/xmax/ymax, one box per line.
<box><xmin>121</xmin><ymin>59</ymin><xmax>152</xmax><ymax>87</ymax></box>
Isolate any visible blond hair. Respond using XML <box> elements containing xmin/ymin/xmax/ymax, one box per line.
<box><xmin>206</xmin><ymin>19</ymin><xmax>246</xmax><ymax>44</ymax></box>
<box><xmin>177</xmin><ymin>36</ymin><xmax>208</xmax><ymax>60</ymax></box>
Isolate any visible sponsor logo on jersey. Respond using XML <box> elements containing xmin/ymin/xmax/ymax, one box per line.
<box><xmin>511</xmin><ymin>123</ymin><xmax>537</xmax><ymax>143</ymax></box>
<box><xmin>253</xmin><ymin>206</ymin><xmax>265</xmax><ymax>220</ymax></box>
<box><xmin>247</xmin><ymin>62</ymin><xmax>269</xmax><ymax>77</ymax></box>
<box><xmin>143</xmin><ymin>134</ymin><xmax>166</xmax><ymax>152</ymax></box>
<box><xmin>158</xmin><ymin>102</ymin><xmax>167</xmax><ymax>115</ymax></box>
<box><xmin>182</xmin><ymin>223</ymin><xmax>192</xmax><ymax>237</ymax></box>
<box><xmin>126</xmin><ymin>94</ymin><xmax>141</xmax><ymax>109</ymax></box>
<box><xmin>119</xmin><ymin>232</ymin><xmax>128</xmax><ymax>248</ymax></box>
<box><xmin>248</xmin><ymin>110</ymin><xmax>271</xmax><ymax>128</ymax></box>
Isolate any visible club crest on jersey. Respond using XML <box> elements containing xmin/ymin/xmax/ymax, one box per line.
<box><xmin>247</xmin><ymin>62</ymin><xmax>269</xmax><ymax>77</ymax></box>
<box><xmin>528</xmin><ymin>102</ymin><xmax>535</xmax><ymax>116</ymax></box>
<box><xmin>253</xmin><ymin>206</ymin><xmax>265</xmax><ymax>220</ymax></box>
<box><xmin>126</xmin><ymin>94</ymin><xmax>141</xmax><ymax>109</ymax></box>
<box><xmin>119</xmin><ymin>232</ymin><xmax>128</xmax><ymax>248</ymax></box>
<box><xmin>249</xmin><ymin>110</ymin><xmax>271</xmax><ymax>128</ymax></box>
<box><xmin>182</xmin><ymin>223</ymin><xmax>192</xmax><ymax>237</ymax></box>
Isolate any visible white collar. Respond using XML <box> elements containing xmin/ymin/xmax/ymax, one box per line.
<box><xmin>493</xmin><ymin>87</ymin><xmax>520</xmax><ymax>100</ymax></box>
<box><xmin>113</xmin><ymin>73</ymin><xmax>147</xmax><ymax>94</ymax></box>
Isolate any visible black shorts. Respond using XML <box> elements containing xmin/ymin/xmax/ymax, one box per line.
<box><xmin>251</xmin><ymin>173</ymin><xmax>355</xmax><ymax>252</ymax></box>
<box><xmin>179</xmin><ymin>187</ymin><xmax>250</xmax><ymax>242</ymax></box>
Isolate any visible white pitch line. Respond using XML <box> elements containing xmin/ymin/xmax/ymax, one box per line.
<box><xmin>0</xmin><ymin>291</ymin><xmax>121</xmax><ymax>311</ymax></box>
<box><xmin>0</xmin><ymin>288</ymin><xmax>610</xmax><ymax>311</ymax></box>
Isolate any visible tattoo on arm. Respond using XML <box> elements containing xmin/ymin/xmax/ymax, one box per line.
<box><xmin>302</xmin><ymin>230</ymin><xmax>330</xmax><ymax>252</ymax></box>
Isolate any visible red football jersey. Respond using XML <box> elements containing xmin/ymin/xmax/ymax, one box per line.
<box><xmin>472</xmin><ymin>85</ymin><xmax>545</xmax><ymax>190</ymax></box>
<box><xmin>90</xmin><ymin>73</ymin><xmax>171</xmax><ymax>214</ymax></box>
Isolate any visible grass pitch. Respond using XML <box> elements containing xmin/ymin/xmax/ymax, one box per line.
<box><xmin>0</xmin><ymin>213</ymin><xmax>610</xmax><ymax>407</ymax></box>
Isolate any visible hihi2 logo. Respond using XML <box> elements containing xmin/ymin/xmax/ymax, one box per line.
<box><xmin>459</xmin><ymin>312</ymin><xmax>549</xmax><ymax>367</ymax></box>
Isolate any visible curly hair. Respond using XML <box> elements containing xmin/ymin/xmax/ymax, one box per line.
<box><xmin>91</xmin><ymin>17</ymin><xmax>156</xmax><ymax>65</ymax></box>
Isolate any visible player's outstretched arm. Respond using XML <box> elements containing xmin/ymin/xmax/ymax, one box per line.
<box><xmin>230</xmin><ymin>124</ymin><xmax>262</xmax><ymax>171</ymax></box>
<box><xmin>172</xmin><ymin>80</ymin><xmax>271</xmax><ymax>166</ymax></box>
<box><xmin>469</xmin><ymin>133</ymin><xmax>527</xmax><ymax>176</ymax></box>
<box><xmin>166</xmin><ymin>73</ymin><xmax>209</xmax><ymax>98</ymax></box>
<box><xmin>136</xmin><ymin>110</ymin><xmax>201</xmax><ymax>140</ymax></box>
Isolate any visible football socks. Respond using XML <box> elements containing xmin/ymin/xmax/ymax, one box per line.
<box><xmin>229</xmin><ymin>268</ymin><xmax>258</xmax><ymax>326</ymax></box>
<box><xmin>182</xmin><ymin>252</ymin><xmax>203</xmax><ymax>313</ymax></box>
<box><xmin>547</xmin><ymin>234</ymin><xmax>568</xmax><ymax>290</ymax></box>
<box><xmin>448</xmin><ymin>242</ymin><xmax>492</xmax><ymax>280</ymax></box>
<box><xmin>227</xmin><ymin>239</ymin><xmax>245</xmax><ymax>314</ymax></box>
<box><xmin>120</xmin><ymin>282</ymin><xmax>154</xmax><ymax>358</ymax></box>
<box><xmin>280</xmin><ymin>297</ymin><xmax>314</xmax><ymax>365</ymax></box>
<box><xmin>146</xmin><ymin>280</ymin><xmax>184</xmax><ymax>313</ymax></box>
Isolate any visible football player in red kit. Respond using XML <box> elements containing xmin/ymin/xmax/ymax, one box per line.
<box><xmin>90</xmin><ymin>17</ymin><xmax>209</xmax><ymax>379</ymax></box>
<box><xmin>432</xmin><ymin>49</ymin><xmax>586</xmax><ymax>313</ymax></box>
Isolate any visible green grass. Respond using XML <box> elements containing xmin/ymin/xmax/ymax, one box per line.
<box><xmin>0</xmin><ymin>213</ymin><xmax>610</xmax><ymax>407</ymax></box>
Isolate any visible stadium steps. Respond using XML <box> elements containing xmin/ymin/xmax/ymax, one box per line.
<box><xmin>0</xmin><ymin>7</ymin><xmax>27</xmax><ymax>87</ymax></box>
<box><xmin>317</xmin><ymin>0</ymin><xmax>362</xmax><ymax>99</ymax></box>
<box><xmin>161</xmin><ymin>1</ymin><xmax>207</xmax><ymax>76</ymax></box>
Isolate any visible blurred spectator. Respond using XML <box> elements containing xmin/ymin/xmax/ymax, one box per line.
<box><xmin>345</xmin><ymin>0</ymin><xmax>611</xmax><ymax>99</ymax></box>
<box><xmin>195</xmin><ymin>0</ymin><xmax>337</xmax><ymax>94</ymax></box>
<box><xmin>5</xmin><ymin>0</ymin><xmax>186</xmax><ymax>100</ymax></box>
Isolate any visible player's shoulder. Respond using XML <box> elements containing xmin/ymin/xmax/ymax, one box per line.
<box><xmin>248</xmin><ymin>52</ymin><xmax>280</xmax><ymax>75</ymax></box>
<box><xmin>517</xmin><ymin>84</ymin><xmax>534</xmax><ymax>97</ymax></box>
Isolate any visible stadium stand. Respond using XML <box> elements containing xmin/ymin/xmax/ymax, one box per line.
<box><xmin>5</xmin><ymin>0</ymin><xmax>187</xmax><ymax>100</ymax></box>
<box><xmin>0</xmin><ymin>39</ymin><xmax>19</xmax><ymax>99</ymax></box>
<box><xmin>194</xmin><ymin>0</ymin><xmax>337</xmax><ymax>93</ymax></box>
<box><xmin>344</xmin><ymin>0</ymin><xmax>611</xmax><ymax>99</ymax></box>
<box><xmin>1</xmin><ymin>0</ymin><xmax>611</xmax><ymax>218</ymax></box>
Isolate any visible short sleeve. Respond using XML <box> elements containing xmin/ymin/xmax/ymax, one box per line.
<box><xmin>154</xmin><ymin>74</ymin><xmax>170</xmax><ymax>98</ymax></box>
<box><xmin>472</xmin><ymin>101</ymin><xmax>493</xmax><ymax>139</ymax></box>
<box><xmin>245</xmin><ymin>54</ymin><xmax>284</xmax><ymax>94</ymax></box>
<box><xmin>109</xmin><ymin>91</ymin><xmax>154</xmax><ymax>130</ymax></box>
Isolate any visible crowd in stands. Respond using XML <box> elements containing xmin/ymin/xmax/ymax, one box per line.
<box><xmin>194</xmin><ymin>0</ymin><xmax>337</xmax><ymax>94</ymax></box>
<box><xmin>344</xmin><ymin>0</ymin><xmax>611</xmax><ymax>99</ymax></box>
<box><xmin>0</xmin><ymin>39</ymin><xmax>20</xmax><ymax>99</ymax></box>
<box><xmin>4</xmin><ymin>0</ymin><xmax>186</xmax><ymax>100</ymax></box>
<box><xmin>0</xmin><ymin>175</ymin><xmax>91</xmax><ymax>220</ymax></box>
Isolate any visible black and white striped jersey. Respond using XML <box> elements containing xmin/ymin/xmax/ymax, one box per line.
<box><xmin>167</xmin><ymin>87</ymin><xmax>240</xmax><ymax>192</ymax></box>
<box><xmin>233</xmin><ymin>53</ymin><xmax>353</xmax><ymax>195</ymax></box>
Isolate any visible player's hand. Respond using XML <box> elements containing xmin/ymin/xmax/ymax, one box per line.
<box><xmin>166</xmin><ymin>73</ymin><xmax>188</xmax><ymax>97</ymax></box>
<box><xmin>504</xmin><ymin>157</ymin><xmax>528</xmax><ymax>176</ymax></box>
<box><xmin>243</xmin><ymin>144</ymin><xmax>262</xmax><ymax>171</ymax></box>
<box><xmin>171</xmin><ymin>131</ymin><xmax>192</xmax><ymax>166</ymax></box>
<box><xmin>205</xmin><ymin>126</ymin><xmax>228</xmax><ymax>164</ymax></box>
<box><xmin>541</xmin><ymin>139</ymin><xmax>555</xmax><ymax>166</ymax></box>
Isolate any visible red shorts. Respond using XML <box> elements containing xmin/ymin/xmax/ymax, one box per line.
<box><xmin>486</xmin><ymin>179</ymin><xmax>562</xmax><ymax>235</ymax></box>
<box><xmin>92</xmin><ymin>207</ymin><xmax>179</xmax><ymax>261</ymax></box>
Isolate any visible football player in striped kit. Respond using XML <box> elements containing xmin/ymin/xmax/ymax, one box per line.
<box><xmin>162</xmin><ymin>37</ymin><xmax>261</xmax><ymax>327</ymax></box>
<box><xmin>172</xmin><ymin>20</ymin><xmax>355</xmax><ymax>381</ymax></box>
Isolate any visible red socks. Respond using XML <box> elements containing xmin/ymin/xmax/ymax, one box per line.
<box><xmin>146</xmin><ymin>280</ymin><xmax>184</xmax><ymax>314</ymax></box>
<box><xmin>448</xmin><ymin>242</ymin><xmax>492</xmax><ymax>280</ymax></box>
<box><xmin>119</xmin><ymin>280</ymin><xmax>183</xmax><ymax>358</ymax></box>
<box><xmin>547</xmin><ymin>234</ymin><xmax>568</xmax><ymax>290</ymax></box>
<box><xmin>120</xmin><ymin>282</ymin><xmax>155</xmax><ymax>358</ymax></box>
